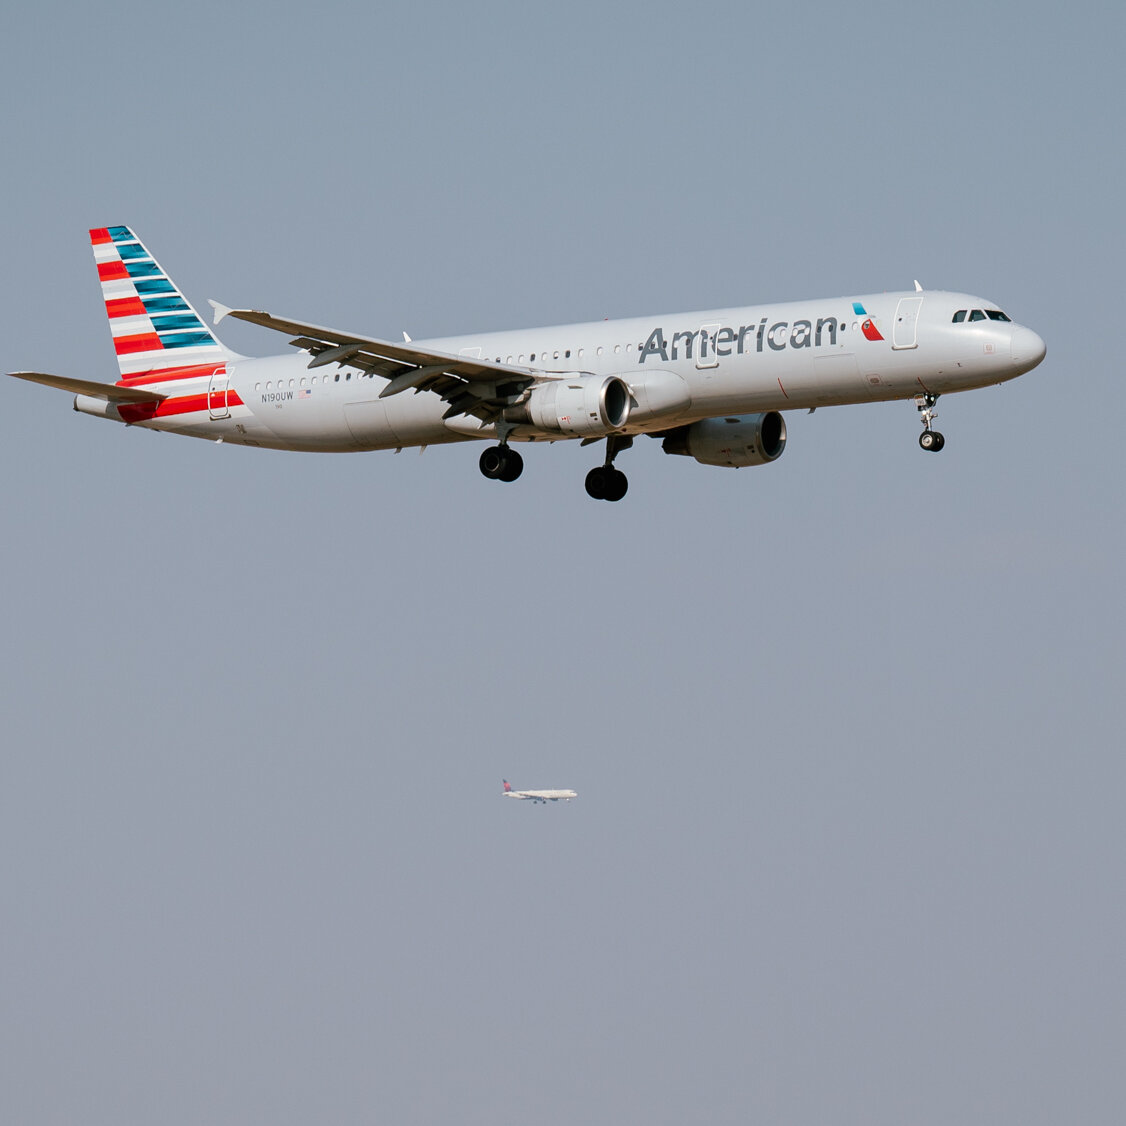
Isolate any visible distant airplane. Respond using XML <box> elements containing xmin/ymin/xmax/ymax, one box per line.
<box><xmin>10</xmin><ymin>226</ymin><xmax>1046</xmax><ymax>501</ymax></box>
<box><xmin>503</xmin><ymin>780</ymin><xmax>577</xmax><ymax>803</ymax></box>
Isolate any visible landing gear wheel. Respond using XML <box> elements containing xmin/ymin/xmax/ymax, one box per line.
<box><xmin>585</xmin><ymin>466</ymin><xmax>628</xmax><ymax>501</ymax></box>
<box><xmin>914</xmin><ymin>393</ymin><xmax>944</xmax><ymax>452</ymax></box>
<box><xmin>479</xmin><ymin>445</ymin><xmax>522</xmax><ymax>481</ymax></box>
<box><xmin>603</xmin><ymin>468</ymin><xmax>628</xmax><ymax>502</ymax></box>
<box><xmin>585</xmin><ymin>466</ymin><xmax>608</xmax><ymax>500</ymax></box>
<box><xmin>499</xmin><ymin>447</ymin><xmax>523</xmax><ymax>481</ymax></box>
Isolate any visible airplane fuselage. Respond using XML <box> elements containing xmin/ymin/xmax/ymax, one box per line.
<box><xmin>504</xmin><ymin>789</ymin><xmax>577</xmax><ymax>802</ymax></box>
<box><xmin>84</xmin><ymin>289</ymin><xmax>1044</xmax><ymax>454</ymax></box>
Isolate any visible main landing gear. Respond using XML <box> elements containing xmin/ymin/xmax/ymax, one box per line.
<box><xmin>915</xmin><ymin>393</ymin><xmax>945</xmax><ymax>452</ymax></box>
<box><xmin>478</xmin><ymin>434</ymin><xmax>634</xmax><ymax>500</ymax></box>
<box><xmin>479</xmin><ymin>443</ymin><xmax>523</xmax><ymax>482</ymax></box>
<box><xmin>585</xmin><ymin>435</ymin><xmax>632</xmax><ymax>502</ymax></box>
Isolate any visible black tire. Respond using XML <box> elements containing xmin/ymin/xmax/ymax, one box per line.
<box><xmin>499</xmin><ymin>447</ymin><xmax>524</xmax><ymax>482</ymax></box>
<box><xmin>603</xmin><ymin>468</ymin><xmax>629</xmax><ymax>502</ymax></box>
<box><xmin>930</xmin><ymin>431</ymin><xmax>945</xmax><ymax>452</ymax></box>
<box><xmin>585</xmin><ymin>466</ymin><xmax>608</xmax><ymax>500</ymax></box>
<box><xmin>479</xmin><ymin>445</ymin><xmax>508</xmax><ymax>479</ymax></box>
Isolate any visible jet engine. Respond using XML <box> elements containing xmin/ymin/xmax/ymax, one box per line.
<box><xmin>506</xmin><ymin>375</ymin><xmax>630</xmax><ymax>437</ymax></box>
<box><xmin>661</xmin><ymin>412</ymin><xmax>787</xmax><ymax>468</ymax></box>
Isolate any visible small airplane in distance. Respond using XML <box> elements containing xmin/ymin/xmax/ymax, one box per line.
<box><xmin>503</xmin><ymin>780</ymin><xmax>577</xmax><ymax>803</ymax></box>
<box><xmin>9</xmin><ymin>226</ymin><xmax>1047</xmax><ymax>501</ymax></box>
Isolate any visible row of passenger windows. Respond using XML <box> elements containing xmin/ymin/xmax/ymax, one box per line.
<box><xmin>254</xmin><ymin>371</ymin><xmax>375</xmax><ymax>390</ymax></box>
<box><xmin>952</xmin><ymin>309</ymin><xmax>1011</xmax><ymax>323</ymax></box>
<box><xmin>255</xmin><ymin>318</ymin><xmax>875</xmax><ymax>388</ymax></box>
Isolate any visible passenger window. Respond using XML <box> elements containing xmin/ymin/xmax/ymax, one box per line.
<box><xmin>597</xmin><ymin>346</ymin><xmax>603</xmax><ymax>356</ymax></box>
<box><xmin>953</xmin><ymin>310</ymin><xmax>967</xmax><ymax>322</ymax></box>
<box><xmin>334</xmin><ymin>373</ymin><xmax>340</xmax><ymax>382</ymax></box>
<box><xmin>565</xmin><ymin>349</ymin><xmax>571</xmax><ymax>358</ymax></box>
<box><xmin>969</xmin><ymin>310</ymin><xmax>986</xmax><ymax>322</ymax></box>
<box><xmin>553</xmin><ymin>350</ymin><xmax>559</xmax><ymax>360</ymax></box>
<box><xmin>614</xmin><ymin>344</ymin><xmax>621</xmax><ymax>354</ymax></box>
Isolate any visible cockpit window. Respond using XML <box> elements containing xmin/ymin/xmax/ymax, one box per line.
<box><xmin>952</xmin><ymin>310</ymin><xmax>967</xmax><ymax>323</ymax></box>
<box><xmin>969</xmin><ymin>309</ymin><xmax>987</xmax><ymax>322</ymax></box>
<box><xmin>985</xmin><ymin>310</ymin><xmax>1011</xmax><ymax>322</ymax></box>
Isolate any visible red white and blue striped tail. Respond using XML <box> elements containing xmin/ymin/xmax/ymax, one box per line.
<box><xmin>89</xmin><ymin>226</ymin><xmax>234</xmax><ymax>377</ymax></box>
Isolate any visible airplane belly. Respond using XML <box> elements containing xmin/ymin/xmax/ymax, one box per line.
<box><xmin>348</xmin><ymin>391</ymin><xmax>467</xmax><ymax>451</ymax></box>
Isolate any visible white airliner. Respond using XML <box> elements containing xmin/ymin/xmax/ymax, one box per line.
<box><xmin>9</xmin><ymin>227</ymin><xmax>1046</xmax><ymax>500</ymax></box>
<box><xmin>503</xmin><ymin>780</ymin><xmax>577</xmax><ymax>803</ymax></box>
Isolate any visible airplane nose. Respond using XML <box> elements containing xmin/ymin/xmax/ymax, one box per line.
<box><xmin>1010</xmin><ymin>325</ymin><xmax>1047</xmax><ymax>371</ymax></box>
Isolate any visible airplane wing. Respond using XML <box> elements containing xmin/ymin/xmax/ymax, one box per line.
<box><xmin>210</xmin><ymin>302</ymin><xmax>539</xmax><ymax>423</ymax></box>
<box><xmin>8</xmin><ymin>371</ymin><xmax>166</xmax><ymax>403</ymax></box>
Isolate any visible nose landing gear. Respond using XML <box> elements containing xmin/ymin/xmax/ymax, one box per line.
<box><xmin>915</xmin><ymin>393</ymin><xmax>945</xmax><ymax>452</ymax></box>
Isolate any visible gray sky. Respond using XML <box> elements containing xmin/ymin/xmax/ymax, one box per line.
<box><xmin>2</xmin><ymin>2</ymin><xmax>1123</xmax><ymax>1123</ymax></box>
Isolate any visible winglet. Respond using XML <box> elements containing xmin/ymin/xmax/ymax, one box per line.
<box><xmin>209</xmin><ymin>299</ymin><xmax>232</xmax><ymax>326</ymax></box>
<box><xmin>502</xmin><ymin>780</ymin><xmax>512</xmax><ymax>792</ymax></box>
<box><xmin>914</xmin><ymin>280</ymin><xmax>923</xmax><ymax>293</ymax></box>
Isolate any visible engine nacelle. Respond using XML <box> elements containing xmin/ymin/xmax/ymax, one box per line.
<box><xmin>507</xmin><ymin>375</ymin><xmax>630</xmax><ymax>437</ymax></box>
<box><xmin>662</xmin><ymin>412</ymin><xmax>787</xmax><ymax>468</ymax></box>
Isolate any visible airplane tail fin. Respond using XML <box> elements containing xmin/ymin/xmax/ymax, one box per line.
<box><xmin>503</xmin><ymin>780</ymin><xmax>512</xmax><ymax>793</ymax></box>
<box><xmin>89</xmin><ymin>226</ymin><xmax>237</xmax><ymax>377</ymax></box>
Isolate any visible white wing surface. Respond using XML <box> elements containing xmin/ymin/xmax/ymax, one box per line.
<box><xmin>211</xmin><ymin>303</ymin><xmax>537</xmax><ymax>423</ymax></box>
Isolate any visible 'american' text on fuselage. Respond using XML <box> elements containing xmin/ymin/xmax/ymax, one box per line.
<box><xmin>639</xmin><ymin>317</ymin><xmax>840</xmax><ymax>364</ymax></box>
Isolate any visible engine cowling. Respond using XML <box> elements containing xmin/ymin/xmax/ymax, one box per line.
<box><xmin>662</xmin><ymin>412</ymin><xmax>787</xmax><ymax>468</ymax></box>
<box><xmin>507</xmin><ymin>375</ymin><xmax>630</xmax><ymax>437</ymax></box>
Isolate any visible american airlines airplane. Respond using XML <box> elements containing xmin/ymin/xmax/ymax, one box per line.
<box><xmin>502</xmin><ymin>780</ymin><xmax>577</xmax><ymax>803</ymax></box>
<box><xmin>10</xmin><ymin>226</ymin><xmax>1046</xmax><ymax>501</ymax></box>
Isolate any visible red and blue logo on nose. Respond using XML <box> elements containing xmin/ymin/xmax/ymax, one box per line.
<box><xmin>853</xmin><ymin>302</ymin><xmax>884</xmax><ymax>342</ymax></box>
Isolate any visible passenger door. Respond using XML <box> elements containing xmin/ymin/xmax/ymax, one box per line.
<box><xmin>892</xmin><ymin>297</ymin><xmax>923</xmax><ymax>349</ymax></box>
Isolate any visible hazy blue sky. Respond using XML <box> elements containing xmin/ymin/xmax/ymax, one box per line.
<box><xmin>2</xmin><ymin>3</ymin><xmax>1123</xmax><ymax>1123</ymax></box>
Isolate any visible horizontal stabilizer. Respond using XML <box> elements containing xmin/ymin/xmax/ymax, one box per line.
<box><xmin>8</xmin><ymin>371</ymin><xmax>166</xmax><ymax>403</ymax></box>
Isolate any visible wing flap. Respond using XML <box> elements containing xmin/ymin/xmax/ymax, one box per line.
<box><xmin>9</xmin><ymin>371</ymin><xmax>166</xmax><ymax>403</ymax></box>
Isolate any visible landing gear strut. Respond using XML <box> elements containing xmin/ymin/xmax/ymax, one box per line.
<box><xmin>915</xmin><ymin>393</ymin><xmax>945</xmax><ymax>452</ymax></box>
<box><xmin>585</xmin><ymin>435</ymin><xmax>631</xmax><ymax>501</ymax></box>
<box><xmin>479</xmin><ymin>444</ymin><xmax>523</xmax><ymax>482</ymax></box>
